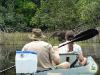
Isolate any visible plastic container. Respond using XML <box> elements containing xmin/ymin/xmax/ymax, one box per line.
<box><xmin>15</xmin><ymin>51</ymin><xmax>37</xmax><ymax>74</ymax></box>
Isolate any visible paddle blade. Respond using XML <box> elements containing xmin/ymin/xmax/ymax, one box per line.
<box><xmin>58</xmin><ymin>29</ymin><xmax>99</xmax><ymax>48</ymax></box>
<box><xmin>72</xmin><ymin>29</ymin><xmax>99</xmax><ymax>42</ymax></box>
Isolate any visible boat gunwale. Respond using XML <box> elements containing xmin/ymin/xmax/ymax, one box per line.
<box><xmin>59</xmin><ymin>53</ymin><xmax>78</xmax><ymax>55</ymax></box>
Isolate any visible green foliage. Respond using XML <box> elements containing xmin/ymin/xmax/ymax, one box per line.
<box><xmin>30</xmin><ymin>0</ymin><xmax>100</xmax><ymax>30</ymax></box>
<box><xmin>5</xmin><ymin>13</ymin><xmax>27</xmax><ymax>31</ymax></box>
<box><xmin>0</xmin><ymin>0</ymin><xmax>100</xmax><ymax>31</ymax></box>
<box><xmin>77</xmin><ymin>0</ymin><xmax>100</xmax><ymax>26</ymax></box>
<box><xmin>30</xmin><ymin>0</ymin><xmax>41</xmax><ymax>7</ymax></box>
<box><xmin>81</xmin><ymin>2</ymin><xmax>100</xmax><ymax>25</ymax></box>
<box><xmin>31</xmin><ymin>0</ymin><xmax>78</xmax><ymax>30</ymax></box>
<box><xmin>14</xmin><ymin>0</ymin><xmax>41</xmax><ymax>8</ymax></box>
<box><xmin>0</xmin><ymin>6</ymin><xmax>27</xmax><ymax>32</ymax></box>
<box><xmin>14</xmin><ymin>0</ymin><xmax>21</xmax><ymax>8</ymax></box>
<box><xmin>16</xmin><ymin>1</ymin><xmax>38</xmax><ymax>25</ymax></box>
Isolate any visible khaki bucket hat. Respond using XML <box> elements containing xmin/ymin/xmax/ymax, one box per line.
<box><xmin>28</xmin><ymin>28</ymin><xmax>45</xmax><ymax>40</ymax></box>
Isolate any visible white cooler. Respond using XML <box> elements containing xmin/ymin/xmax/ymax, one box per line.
<box><xmin>15</xmin><ymin>51</ymin><xmax>37</xmax><ymax>74</ymax></box>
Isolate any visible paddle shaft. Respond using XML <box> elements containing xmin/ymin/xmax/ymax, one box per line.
<box><xmin>58</xmin><ymin>29</ymin><xmax>99</xmax><ymax>48</ymax></box>
<box><xmin>58</xmin><ymin>32</ymin><xmax>93</xmax><ymax>48</ymax></box>
<box><xmin>0</xmin><ymin>29</ymin><xmax>98</xmax><ymax>73</ymax></box>
<box><xmin>0</xmin><ymin>65</ymin><xmax>15</xmax><ymax>74</ymax></box>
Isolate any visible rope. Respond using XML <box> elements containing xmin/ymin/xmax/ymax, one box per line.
<box><xmin>0</xmin><ymin>65</ymin><xmax>15</xmax><ymax>74</ymax></box>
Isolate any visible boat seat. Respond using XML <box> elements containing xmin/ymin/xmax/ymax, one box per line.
<box><xmin>52</xmin><ymin>51</ymin><xmax>79</xmax><ymax>68</ymax></box>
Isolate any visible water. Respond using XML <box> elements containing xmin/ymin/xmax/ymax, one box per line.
<box><xmin>0</xmin><ymin>44</ymin><xmax>100</xmax><ymax>75</ymax></box>
<box><xmin>0</xmin><ymin>44</ymin><xmax>24</xmax><ymax>75</ymax></box>
<box><xmin>81</xmin><ymin>44</ymin><xmax>100</xmax><ymax>75</ymax></box>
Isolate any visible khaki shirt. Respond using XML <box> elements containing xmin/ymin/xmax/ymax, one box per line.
<box><xmin>22</xmin><ymin>41</ymin><xmax>57</xmax><ymax>69</ymax></box>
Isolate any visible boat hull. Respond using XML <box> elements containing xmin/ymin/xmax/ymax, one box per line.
<box><xmin>17</xmin><ymin>56</ymin><xmax>98</xmax><ymax>75</ymax></box>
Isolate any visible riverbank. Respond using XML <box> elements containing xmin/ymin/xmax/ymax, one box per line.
<box><xmin>0</xmin><ymin>32</ymin><xmax>99</xmax><ymax>45</ymax></box>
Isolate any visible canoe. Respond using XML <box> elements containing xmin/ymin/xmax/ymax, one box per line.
<box><xmin>16</xmin><ymin>53</ymin><xmax>98</xmax><ymax>75</ymax></box>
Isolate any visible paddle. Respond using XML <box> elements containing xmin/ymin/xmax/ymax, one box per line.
<box><xmin>58</xmin><ymin>29</ymin><xmax>99</xmax><ymax>48</ymax></box>
<box><xmin>0</xmin><ymin>65</ymin><xmax>15</xmax><ymax>74</ymax></box>
<box><xmin>0</xmin><ymin>29</ymin><xmax>99</xmax><ymax>73</ymax></box>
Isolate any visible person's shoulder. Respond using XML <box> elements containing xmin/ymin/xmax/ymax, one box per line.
<box><xmin>41</xmin><ymin>41</ymin><xmax>53</xmax><ymax>49</ymax></box>
<box><xmin>73</xmin><ymin>43</ymin><xmax>81</xmax><ymax>48</ymax></box>
<box><xmin>41</xmin><ymin>41</ymin><xmax>48</xmax><ymax>44</ymax></box>
<box><xmin>41</xmin><ymin>41</ymin><xmax>51</xmax><ymax>46</ymax></box>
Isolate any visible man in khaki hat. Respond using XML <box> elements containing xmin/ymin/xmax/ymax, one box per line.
<box><xmin>21</xmin><ymin>28</ymin><xmax>70</xmax><ymax>69</ymax></box>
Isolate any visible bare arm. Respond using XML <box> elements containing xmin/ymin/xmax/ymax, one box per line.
<box><xmin>52</xmin><ymin>46</ymin><xmax>60</xmax><ymax>65</ymax></box>
<box><xmin>78</xmin><ymin>53</ymin><xmax>84</xmax><ymax>62</ymax></box>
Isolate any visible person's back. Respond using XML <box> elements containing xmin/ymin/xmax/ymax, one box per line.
<box><xmin>59</xmin><ymin>41</ymin><xmax>82</xmax><ymax>54</ymax></box>
<box><xmin>22</xmin><ymin>41</ymin><xmax>57</xmax><ymax>69</ymax></box>
<box><xmin>22</xmin><ymin>28</ymin><xmax>70</xmax><ymax>70</ymax></box>
<box><xmin>58</xmin><ymin>30</ymin><xmax>87</xmax><ymax>66</ymax></box>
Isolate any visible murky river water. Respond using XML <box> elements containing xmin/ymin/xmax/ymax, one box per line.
<box><xmin>0</xmin><ymin>44</ymin><xmax>100</xmax><ymax>75</ymax></box>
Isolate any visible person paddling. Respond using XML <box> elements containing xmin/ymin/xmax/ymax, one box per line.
<box><xmin>53</xmin><ymin>30</ymin><xmax>87</xmax><ymax>66</ymax></box>
<box><xmin>21</xmin><ymin>28</ymin><xmax>70</xmax><ymax>69</ymax></box>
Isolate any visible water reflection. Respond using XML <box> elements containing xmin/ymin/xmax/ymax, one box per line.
<box><xmin>0</xmin><ymin>44</ymin><xmax>24</xmax><ymax>75</ymax></box>
<box><xmin>0</xmin><ymin>44</ymin><xmax>100</xmax><ymax>75</ymax></box>
<box><xmin>81</xmin><ymin>44</ymin><xmax>100</xmax><ymax>75</ymax></box>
